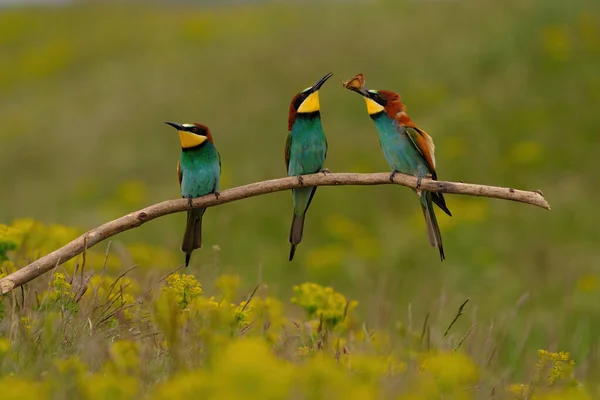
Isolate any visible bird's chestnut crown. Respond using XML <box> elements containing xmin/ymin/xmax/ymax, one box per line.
<box><xmin>342</xmin><ymin>73</ymin><xmax>403</xmax><ymax>116</ymax></box>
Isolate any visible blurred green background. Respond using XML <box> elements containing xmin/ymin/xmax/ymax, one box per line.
<box><xmin>1</xmin><ymin>0</ymin><xmax>599</xmax><ymax>381</ymax></box>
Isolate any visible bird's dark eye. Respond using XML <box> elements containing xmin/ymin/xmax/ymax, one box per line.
<box><xmin>293</xmin><ymin>93</ymin><xmax>308</xmax><ymax>110</ymax></box>
<box><xmin>373</xmin><ymin>94</ymin><xmax>386</xmax><ymax>106</ymax></box>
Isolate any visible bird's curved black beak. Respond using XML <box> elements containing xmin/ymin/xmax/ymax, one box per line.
<box><xmin>349</xmin><ymin>85</ymin><xmax>371</xmax><ymax>98</ymax></box>
<box><xmin>311</xmin><ymin>72</ymin><xmax>334</xmax><ymax>92</ymax></box>
<box><xmin>342</xmin><ymin>73</ymin><xmax>371</xmax><ymax>97</ymax></box>
<box><xmin>165</xmin><ymin>121</ymin><xmax>184</xmax><ymax>130</ymax></box>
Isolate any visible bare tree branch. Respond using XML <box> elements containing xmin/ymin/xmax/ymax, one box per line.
<box><xmin>0</xmin><ymin>172</ymin><xmax>550</xmax><ymax>294</ymax></box>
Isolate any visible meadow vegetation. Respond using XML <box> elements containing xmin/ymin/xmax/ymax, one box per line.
<box><xmin>0</xmin><ymin>0</ymin><xmax>599</xmax><ymax>398</ymax></box>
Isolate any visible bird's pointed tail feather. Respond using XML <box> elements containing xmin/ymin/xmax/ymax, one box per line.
<box><xmin>289</xmin><ymin>213</ymin><xmax>306</xmax><ymax>261</ymax></box>
<box><xmin>420</xmin><ymin>192</ymin><xmax>445</xmax><ymax>261</ymax></box>
<box><xmin>182</xmin><ymin>208</ymin><xmax>205</xmax><ymax>266</ymax></box>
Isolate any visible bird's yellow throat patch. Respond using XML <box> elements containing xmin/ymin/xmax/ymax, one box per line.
<box><xmin>297</xmin><ymin>91</ymin><xmax>320</xmax><ymax>113</ymax></box>
<box><xmin>365</xmin><ymin>97</ymin><xmax>385</xmax><ymax>115</ymax></box>
<box><xmin>178</xmin><ymin>130</ymin><xmax>208</xmax><ymax>148</ymax></box>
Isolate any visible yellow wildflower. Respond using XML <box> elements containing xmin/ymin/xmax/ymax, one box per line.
<box><xmin>291</xmin><ymin>282</ymin><xmax>357</xmax><ymax>328</ymax></box>
<box><xmin>20</xmin><ymin>317</ymin><xmax>31</xmax><ymax>332</ymax></box>
<box><xmin>163</xmin><ymin>273</ymin><xmax>203</xmax><ymax>309</ymax></box>
<box><xmin>536</xmin><ymin>349</ymin><xmax>576</xmax><ymax>386</ymax></box>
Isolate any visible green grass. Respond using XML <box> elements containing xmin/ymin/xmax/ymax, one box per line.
<box><xmin>0</xmin><ymin>0</ymin><xmax>599</xmax><ymax>396</ymax></box>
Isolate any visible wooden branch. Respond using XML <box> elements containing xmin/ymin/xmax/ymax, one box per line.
<box><xmin>0</xmin><ymin>172</ymin><xmax>550</xmax><ymax>294</ymax></box>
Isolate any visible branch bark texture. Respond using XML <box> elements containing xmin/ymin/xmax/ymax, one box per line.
<box><xmin>0</xmin><ymin>172</ymin><xmax>550</xmax><ymax>294</ymax></box>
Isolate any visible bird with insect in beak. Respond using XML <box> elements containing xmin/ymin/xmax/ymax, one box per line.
<box><xmin>342</xmin><ymin>73</ymin><xmax>452</xmax><ymax>261</ymax></box>
<box><xmin>165</xmin><ymin>121</ymin><xmax>221</xmax><ymax>267</ymax></box>
<box><xmin>285</xmin><ymin>72</ymin><xmax>333</xmax><ymax>261</ymax></box>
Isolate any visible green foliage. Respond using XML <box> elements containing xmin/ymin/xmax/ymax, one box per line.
<box><xmin>0</xmin><ymin>257</ymin><xmax>594</xmax><ymax>398</ymax></box>
<box><xmin>0</xmin><ymin>218</ymin><xmax>596</xmax><ymax>397</ymax></box>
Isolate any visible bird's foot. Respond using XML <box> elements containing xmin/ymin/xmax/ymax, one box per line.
<box><xmin>319</xmin><ymin>168</ymin><xmax>331</xmax><ymax>175</ymax></box>
<box><xmin>214</xmin><ymin>191</ymin><xmax>221</xmax><ymax>200</ymax></box>
<box><xmin>389</xmin><ymin>170</ymin><xmax>398</xmax><ymax>182</ymax></box>
<box><xmin>416</xmin><ymin>175</ymin><xmax>423</xmax><ymax>189</ymax></box>
<box><xmin>187</xmin><ymin>197</ymin><xmax>194</xmax><ymax>208</ymax></box>
<box><xmin>297</xmin><ymin>175</ymin><xmax>304</xmax><ymax>186</ymax></box>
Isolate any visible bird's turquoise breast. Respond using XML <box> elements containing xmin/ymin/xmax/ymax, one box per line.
<box><xmin>288</xmin><ymin>115</ymin><xmax>327</xmax><ymax>177</ymax></box>
<box><xmin>180</xmin><ymin>143</ymin><xmax>220</xmax><ymax>198</ymax></box>
<box><xmin>372</xmin><ymin>114</ymin><xmax>430</xmax><ymax>177</ymax></box>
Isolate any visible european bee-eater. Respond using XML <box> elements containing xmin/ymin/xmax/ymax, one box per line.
<box><xmin>165</xmin><ymin>121</ymin><xmax>221</xmax><ymax>267</ymax></box>
<box><xmin>342</xmin><ymin>74</ymin><xmax>451</xmax><ymax>261</ymax></box>
<box><xmin>285</xmin><ymin>72</ymin><xmax>333</xmax><ymax>261</ymax></box>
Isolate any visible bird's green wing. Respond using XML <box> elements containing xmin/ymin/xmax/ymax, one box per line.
<box><xmin>404</xmin><ymin>126</ymin><xmax>437</xmax><ymax>179</ymax></box>
<box><xmin>177</xmin><ymin>160</ymin><xmax>182</xmax><ymax>188</ymax></box>
<box><xmin>284</xmin><ymin>131</ymin><xmax>292</xmax><ymax>173</ymax></box>
<box><xmin>404</xmin><ymin>126</ymin><xmax>452</xmax><ymax>216</ymax></box>
<box><xmin>214</xmin><ymin>149</ymin><xmax>222</xmax><ymax>193</ymax></box>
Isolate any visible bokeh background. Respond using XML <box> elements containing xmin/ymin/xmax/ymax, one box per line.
<box><xmin>1</xmin><ymin>0</ymin><xmax>599</xmax><ymax>384</ymax></box>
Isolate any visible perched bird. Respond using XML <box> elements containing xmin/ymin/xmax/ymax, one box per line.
<box><xmin>342</xmin><ymin>73</ymin><xmax>452</xmax><ymax>261</ymax></box>
<box><xmin>285</xmin><ymin>72</ymin><xmax>333</xmax><ymax>261</ymax></box>
<box><xmin>165</xmin><ymin>121</ymin><xmax>221</xmax><ymax>267</ymax></box>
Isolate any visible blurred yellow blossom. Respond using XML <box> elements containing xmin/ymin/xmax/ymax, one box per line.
<box><xmin>509</xmin><ymin>140</ymin><xmax>543</xmax><ymax>165</ymax></box>
<box><xmin>81</xmin><ymin>249</ymin><xmax>123</xmax><ymax>273</ymax></box>
<box><xmin>232</xmin><ymin>300</ymin><xmax>253</xmax><ymax>325</ymax></box>
<box><xmin>579</xmin><ymin>12</ymin><xmax>600</xmax><ymax>53</ymax></box>
<box><xmin>0</xmin><ymin>337</ymin><xmax>9</xmax><ymax>357</ymax></box>
<box><xmin>441</xmin><ymin>136</ymin><xmax>467</xmax><ymax>160</ymax></box>
<box><xmin>0</xmin><ymin>260</ymin><xmax>15</xmax><ymax>274</ymax></box>
<box><xmin>296</xmin><ymin>346</ymin><xmax>311</xmax><ymax>357</ymax></box>
<box><xmin>295</xmin><ymin>353</ymin><xmax>378</xmax><ymax>400</ymax></box>
<box><xmin>0</xmin><ymin>376</ymin><xmax>46</xmax><ymax>398</ymax></box>
<box><xmin>106</xmin><ymin>340</ymin><xmax>140</xmax><ymax>375</ymax></box>
<box><xmin>576</xmin><ymin>274</ymin><xmax>598</xmax><ymax>293</ymax></box>
<box><xmin>414</xmin><ymin>197</ymin><xmax>488</xmax><ymax>231</ymax></box>
<box><xmin>84</xmin><ymin>373</ymin><xmax>138</xmax><ymax>400</ymax></box>
<box><xmin>41</xmin><ymin>273</ymin><xmax>76</xmax><ymax>313</ymax></box>
<box><xmin>508</xmin><ymin>383</ymin><xmax>529</xmax><ymax>398</ymax></box>
<box><xmin>87</xmin><ymin>275</ymin><xmax>141</xmax><ymax>300</ymax></box>
<box><xmin>54</xmin><ymin>355</ymin><xmax>86</xmax><ymax>376</ymax></box>
<box><xmin>127</xmin><ymin>243</ymin><xmax>178</xmax><ymax>270</ymax></box>
<box><xmin>163</xmin><ymin>273</ymin><xmax>203</xmax><ymax>309</ymax></box>
<box><xmin>211</xmin><ymin>338</ymin><xmax>292</xmax><ymax>399</ymax></box>
<box><xmin>0</xmin><ymin>219</ymin><xmax>80</xmax><ymax>269</ymax></box>
<box><xmin>537</xmin><ymin>387</ymin><xmax>592</xmax><ymax>400</ymax></box>
<box><xmin>150</xmin><ymin>370</ymin><xmax>210</xmax><ymax>399</ymax></box>
<box><xmin>541</xmin><ymin>25</ymin><xmax>571</xmax><ymax>62</ymax></box>
<box><xmin>306</xmin><ymin>245</ymin><xmax>344</xmax><ymax>272</ymax></box>
<box><xmin>115</xmin><ymin>180</ymin><xmax>147</xmax><ymax>207</ymax></box>
<box><xmin>292</xmin><ymin>283</ymin><xmax>357</xmax><ymax>328</ymax></box>
<box><xmin>20</xmin><ymin>317</ymin><xmax>31</xmax><ymax>332</ymax></box>
<box><xmin>326</xmin><ymin>214</ymin><xmax>368</xmax><ymax>241</ymax></box>
<box><xmin>419</xmin><ymin>351</ymin><xmax>479</xmax><ymax>391</ymax></box>
<box><xmin>346</xmin><ymin>353</ymin><xmax>406</xmax><ymax>382</ymax></box>
<box><xmin>215</xmin><ymin>273</ymin><xmax>240</xmax><ymax>301</ymax></box>
<box><xmin>536</xmin><ymin>350</ymin><xmax>576</xmax><ymax>386</ymax></box>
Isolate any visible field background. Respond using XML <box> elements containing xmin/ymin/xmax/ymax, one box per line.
<box><xmin>1</xmin><ymin>0</ymin><xmax>599</xmax><ymax>397</ymax></box>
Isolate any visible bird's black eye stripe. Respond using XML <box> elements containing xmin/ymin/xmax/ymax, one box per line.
<box><xmin>372</xmin><ymin>93</ymin><xmax>387</xmax><ymax>106</ymax></box>
<box><xmin>293</xmin><ymin>92</ymin><xmax>308</xmax><ymax>110</ymax></box>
